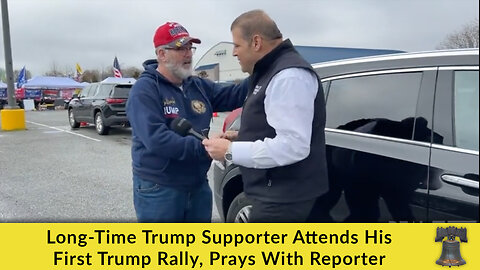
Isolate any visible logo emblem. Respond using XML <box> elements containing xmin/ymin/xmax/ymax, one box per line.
<box><xmin>253</xmin><ymin>85</ymin><xmax>262</xmax><ymax>95</ymax></box>
<box><xmin>163</xmin><ymin>98</ymin><xmax>176</xmax><ymax>106</ymax></box>
<box><xmin>175</xmin><ymin>37</ymin><xmax>186</xmax><ymax>47</ymax></box>
<box><xmin>191</xmin><ymin>100</ymin><xmax>206</xmax><ymax>114</ymax></box>
<box><xmin>163</xmin><ymin>98</ymin><xmax>179</xmax><ymax>118</ymax></box>
<box><xmin>435</xmin><ymin>226</ymin><xmax>467</xmax><ymax>267</ymax></box>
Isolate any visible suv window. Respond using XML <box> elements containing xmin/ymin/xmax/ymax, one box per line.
<box><xmin>326</xmin><ymin>72</ymin><xmax>422</xmax><ymax>139</ymax></box>
<box><xmin>454</xmin><ymin>70</ymin><xmax>479</xmax><ymax>151</ymax></box>
<box><xmin>321</xmin><ymin>81</ymin><xmax>329</xmax><ymax>101</ymax></box>
<box><xmin>79</xmin><ymin>85</ymin><xmax>92</xmax><ymax>97</ymax></box>
<box><xmin>80</xmin><ymin>83</ymin><xmax>98</xmax><ymax>97</ymax></box>
<box><xmin>112</xmin><ymin>85</ymin><xmax>132</xmax><ymax>98</ymax></box>
<box><xmin>96</xmin><ymin>84</ymin><xmax>114</xmax><ymax>99</ymax></box>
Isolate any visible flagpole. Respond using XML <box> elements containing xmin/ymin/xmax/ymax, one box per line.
<box><xmin>1</xmin><ymin>0</ymin><xmax>19</xmax><ymax>109</ymax></box>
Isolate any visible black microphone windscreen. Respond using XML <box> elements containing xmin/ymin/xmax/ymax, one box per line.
<box><xmin>170</xmin><ymin>117</ymin><xmax>192</xmax><ymax>136</ymax></box>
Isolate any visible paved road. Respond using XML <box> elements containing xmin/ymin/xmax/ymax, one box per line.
<box><xmin>0</xmin><ymin>109</ymin><xmax>226</xmax><ymax>222</ymax></box>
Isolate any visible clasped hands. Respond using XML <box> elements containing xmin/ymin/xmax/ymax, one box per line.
<box><xmin>202</xmin><ymin>130</ymin><xmax>237</xmax><ymax>161</ymax></box>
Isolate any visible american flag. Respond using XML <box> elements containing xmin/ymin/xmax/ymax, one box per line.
<box><xmin>113</xmin><ymin>56</ymin><xmax>123</xmax><ymax>78</ymax></box>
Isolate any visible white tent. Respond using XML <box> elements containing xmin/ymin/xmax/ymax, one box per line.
<box><xmin>0</xmin><ymin>81</ymin><xmax>7</xmax><ymax>88</ymax></box>
<box><xmin>101</xmin><ymin>77</ymin><xmax>136</xmax><ymax>84</ymax></box>
<box><xmin>22</xmin><ymin>76</ymin><xmax>85</xmax><ymax>89</ymax></box>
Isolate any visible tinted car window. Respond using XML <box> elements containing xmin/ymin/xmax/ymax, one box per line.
<box><xmin>80</xmin><ymin>85</ymin><xmax>92</xmax><ymax>97</ymax></box>
<box><xmin>112</xmin><ymin>85</ymin><xmax>132</xmax><ymax>98</ymax></box>
<box><xmin>454</xmin><ymin>70</ymin><xmax>479</xmax><ymax>151</ymax></box>
<box><xmin>83</xmin><ymin>84</ymin><xmax>98</xmax><ymax>97</ymax></box>
<box><xmin>321</xmin><ymin>81</ymin><xmax>329</xmax><ymax>101</ymax></box>
<box><xmin>95</xmin><ymin>84</ymin><xmax>114</xmax><ymax>99</ymax></box>
<box><xmin>326</xmin><ymin>72</ymin><xmax>422</xmax><ymax>139</ymax></box>
<box><xmin>90</xmin><ymin>84</ymin><xmax>100</xmax><ymax>96</ymax></box>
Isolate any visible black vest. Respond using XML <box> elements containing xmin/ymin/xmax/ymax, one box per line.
<box><xmin>237</xmin><ymin>39</ymin><xmax>329</xmax><ymax>203</ymax></box>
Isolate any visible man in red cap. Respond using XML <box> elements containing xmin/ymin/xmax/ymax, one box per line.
<box><xmin>126</xmin><ymin>22</ymin><xmax>249</xmax><ymax>222</ymax></box>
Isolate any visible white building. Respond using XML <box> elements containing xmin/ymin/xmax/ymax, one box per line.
<box><xmin>194</xmin><ymin>42</ymin><xmax>247</xmax><ymax>82</ymax></box>
<box><xmin>194</xmin><ymin>41</ymin><xmax>404</xmax><ymax>82</ymax></box>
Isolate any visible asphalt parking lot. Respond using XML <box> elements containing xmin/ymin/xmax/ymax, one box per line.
<box><xmin>0</xmin><ymin>109</ymin><xmax>226</xmax><ymax>222</ymax></box>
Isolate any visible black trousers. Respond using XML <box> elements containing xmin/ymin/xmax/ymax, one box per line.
<box><xmin>248</xmin><ymin>197</ymin><xmax>317</xmax><ymax>223</ymax></box>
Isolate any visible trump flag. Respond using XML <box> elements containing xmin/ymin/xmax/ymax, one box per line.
<box><xmin>17</xmin><ymin>66</ymin><xmax>27</xmax><ymax>88</ymax></box>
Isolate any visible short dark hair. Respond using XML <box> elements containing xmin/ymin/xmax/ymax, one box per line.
<box><xmin>231</xmin><ymin>9</ymin><xmax>282</xmax><ymax>42</ymax></box>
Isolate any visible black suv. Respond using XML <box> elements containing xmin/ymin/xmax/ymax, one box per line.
<box><xmin>68</xmin><ymin>80</ymin><xmax>134</xmax><ymax>135</ymax></box>
<box><xmin>213</xmin><ymin>49</ymin><xmax>479</xmax><ymax>223</ymax></box>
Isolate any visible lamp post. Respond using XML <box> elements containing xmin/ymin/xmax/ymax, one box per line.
<box><xmin>1</xmin><ymin>0</ymin><xmax>18</xmax><ymax>109</ymax></box>
<box><xmin>1</xmin><ymin>0</ymin><xmax>25</xmax><ymax>131</ymax></box>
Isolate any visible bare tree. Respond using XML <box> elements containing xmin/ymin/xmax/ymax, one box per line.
<box><xmin>100</xmin><ymin>65</ymin><xmax>142</xmax><ymax>79</ymax></box>
<box><xmin>82</xmin><ymin>69</ymin><xmax>101</xmax><ymax>82</ymax></box>
<box><xmin>1</xmin><ymin>68</ymin><xmax>33</xmax><ymax>82</ymax></box>
<box><xmin>13</xmin><ymin>69</ymin><xmax>32</xmax><ymax>81</ymax></box>
<box><xmin>43</xmin><ymin>62</ymin><xmax>77</xmax><ymax>77</ymax></box>
<box><xmin>44</xmin><ymin>61</ymin><xmax>63</xmax><ymax>76</ymax></box>
<box><xmin>437</xmin><ymin>18</ymin><xmax>479</xmax><ymax>49</ymax></box>
<box><xmin>64</xmin><ymin>64</ymin><xmax>74</xmax><ymax>78</ymax></box>
<box><xmin>122</xmin><ymin>66</ymin><xmax>142</xmax><ymax>79</ymax></box>
<box><xmin>0</xmin><ymin>68</ymin><xmax>6</xmax><ymax>82</ymax></box>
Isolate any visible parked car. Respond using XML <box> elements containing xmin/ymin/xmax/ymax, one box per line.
<box><xmin>213</xmin><ymin>49</ymin><xmax>479</xmax><ymax>223</ymax></box>
<box><xmin>63</xmin><ymin>98</ymin><xmax>72</xmax><ymax>109</ymax></box>
<box><xmin>68</xmin><ymin>79</ymin><xmax>134</xmax><ymax>135</ymax></box>
<box><xmin>0</xmin><ymin>99</ymin><xmax>7</xmax><ymax>110</ymax></box>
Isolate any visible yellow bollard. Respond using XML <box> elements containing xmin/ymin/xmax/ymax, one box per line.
<box><xmin>0</xmin><ymin>109</ymin><xmax>26</xmax><ymax>131</ymax></box>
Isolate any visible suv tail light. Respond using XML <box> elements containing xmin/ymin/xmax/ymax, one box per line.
<box><xmin>106</xmin><ymin>98</ymin><xmax>126</xmax><ymax>104</ymax></box>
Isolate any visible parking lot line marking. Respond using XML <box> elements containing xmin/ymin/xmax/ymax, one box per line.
<box><xmin>26</xmin><ymin>121</ymin><xmax>101</xmax><ymax>142</ymax></box>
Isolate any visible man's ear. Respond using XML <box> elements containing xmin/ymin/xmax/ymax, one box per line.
<box><xmin>252</xmin><ymin>34</ymin><xmax>262</xmax><ymax>51</ymax></box>
<box><xmin>156</xmin><ymin>48</ymin><xmax>166</xmax><ymax>61</ymax></box>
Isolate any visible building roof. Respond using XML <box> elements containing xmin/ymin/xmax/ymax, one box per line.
<box><xmin>195</xmin><ymin>41</ymin><xmax>404</xmax><ymax>68</ymax></box>
<box><xmin>193</xmin><ymin>41</ymin><xmax>405</xmax><ymax>82</ymax></box>
<box><xmin>195</xmin><ymin>63</ymin><xmax>219</xmax><ymax>71</ymax></box>
<box><xmin>294</xmin><ymin>45</ymin><xmax>405</xmax><ymax>64</ymax></box>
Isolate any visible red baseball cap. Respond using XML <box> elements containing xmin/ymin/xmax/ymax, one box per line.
<box><xmin>153</xmin><ymin>22</ymin><xmax>201</xmax><ymax>48</ymax></box>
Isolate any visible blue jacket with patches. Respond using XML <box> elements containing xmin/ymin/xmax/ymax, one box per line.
<box><xmin>126</xmin><ymin>59</ymin><xmax>249</xmax><ymax>189</ymax></box>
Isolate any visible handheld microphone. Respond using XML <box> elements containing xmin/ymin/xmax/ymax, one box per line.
<box><xmin>170</xmin><ymin>117</ymin><xmax>206</xmax><ymax>140</ymax></box>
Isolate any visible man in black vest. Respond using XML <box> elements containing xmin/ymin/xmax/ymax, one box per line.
<box><xmin>203</xmin><ymin>10</ymin><xmax>328</xmax><ymax>222</ymax></box>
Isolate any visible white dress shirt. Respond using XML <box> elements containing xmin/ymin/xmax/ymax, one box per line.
<box><xmin>232</xmin><ymin>67</ymin><xmax>319</xmax><ymax>169</ymax></box>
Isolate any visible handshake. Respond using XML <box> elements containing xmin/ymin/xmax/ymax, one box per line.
<box><xmin>215</xmin><ymin>130</ymin><xmax>238</xmax><ymax>141</ymax></box>
<box><xmin>202</xmin><ymin>130</ymin><xmax>237</xmax><ymax>161</ymax></box>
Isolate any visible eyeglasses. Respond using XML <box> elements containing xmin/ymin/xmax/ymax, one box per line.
<box><xmin>163</xmin><ymin>46</ymin><xmax>196</xmax><ymax>55</ymax></box>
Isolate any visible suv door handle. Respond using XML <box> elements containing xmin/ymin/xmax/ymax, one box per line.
<box><xmin>441</xmin><ymin>174</ymin><xmax>479</xmax><ymax>189</ymax></box>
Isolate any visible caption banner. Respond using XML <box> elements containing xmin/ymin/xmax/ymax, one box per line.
<box><xmin>0</xmin><ymin>223</ymin><xmax>478</xmax><ymax>269</ymax></box>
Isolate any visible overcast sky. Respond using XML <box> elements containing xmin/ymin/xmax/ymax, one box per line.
<box><xmin>1</xmin><ymin>0</ymin><xmax>478</xmax><ymax>77</ymax></box>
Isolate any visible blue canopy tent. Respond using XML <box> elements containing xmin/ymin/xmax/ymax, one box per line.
<box><xmin>21</xmin><ymin>76</ymin><xmax>85</xmax><ymax>102</ymax></box>
<box><xmin>22</xmin><ymin>76</ymin><xmax>85</xmax><ymax>89</ymax></box>
<box><xmin>0</xmin><ymin>81</ymin><xmax>7</xmax><ymax>100</ymax></box>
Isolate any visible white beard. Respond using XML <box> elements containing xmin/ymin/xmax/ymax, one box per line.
<box><xmin>165</xmin><ymin>60</ymin><xmax>192</xmax><ymax>80</ymax></box>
